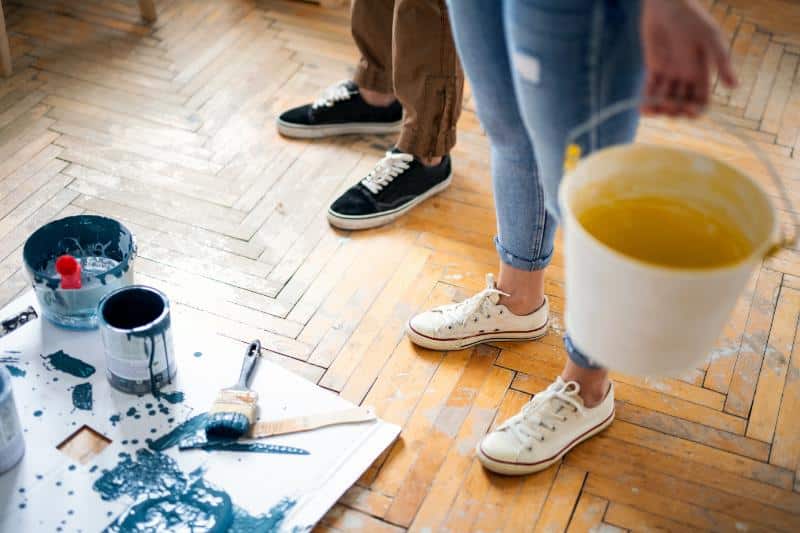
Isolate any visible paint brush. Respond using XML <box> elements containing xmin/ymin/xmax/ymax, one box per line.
<box><xmin>204</xmin><ymin>340</ymin><xmax>261</xmax><ymax>439</ymax></box>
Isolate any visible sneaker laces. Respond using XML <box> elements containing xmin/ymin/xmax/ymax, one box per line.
<box><xmin>432</xmin><ymin>274</ymin><xmax>509</xmax><ymax>333</ymax></box>
<box><xmin>499</xmin><ymin>378</ymin><xmax>586</xmax><ymax>444</ymax></box>
<box><xmin>312</xmin><ymin>81</ymin><xmax>356</xmax><ymax>109</ymax></box>
<box><xmin>360</xmin><ymin>151</ymin><xmax>414</xmax><ymax>194</ymax></box>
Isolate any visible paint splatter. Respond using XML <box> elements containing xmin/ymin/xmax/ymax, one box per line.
<box><xmin>42</xmin><ymin>350</ymin><xmax>95</xmax><ymax>378</ymax></box>
<box><xmin>148</xmin><ymin>413</ymin><xmax>310</xmax><ymax>456</ymax></box>
<box><xmin>193</xmin><ymin>352</ymin><xmax>202</xmax><ymax>358</ymax></box>
<box><xmin>5</xmin><ymin>364</ymin><xmax>26</xmax><ymax>377</ymax></box>
<box><xmin>126</xmin><ymin>407</ymin><xmax>138</xmax><ymax>417</ymax></box>
<box><xmin>109</xmin><ymin>414</ymin><xmax>121</xmax><ymax>426</ymax></box>
<box><xmin>93</xmin><ymin>449</ymin><xmax>296</xmax><ymax>532</ymax></box>
<box><xmin>72</xmin><ymin>383</ymin><xmax>93</xmax><ymax>411</ymax></box>
<box><xmin>179</xmin><ymin>438</ymin><xmax>311</xmax><ymax>455</ymax></box>
<box><xmin>33</xmin><ymin>410</ymin><xmax>43</xmax><ymax>417</ymax></box>
<box><xmin>160</xmin><ymin>391</ymin><xmax>184</xmax><ymax>404</ymax></box>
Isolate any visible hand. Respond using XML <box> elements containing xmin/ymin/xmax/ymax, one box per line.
<box><xmin>641</xmin><ymin>0</ymin><xmax>738</xmax><ymax>117</ymax></box>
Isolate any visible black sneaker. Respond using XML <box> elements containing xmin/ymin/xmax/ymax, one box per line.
<box><xmin>277</xmin><ymin>81</ymin><xmax>403</xmax><ymax>138</ymax></box>
<box><xmin>328</xmin><ymin>149</ymin><xmax>452</xmax><ymax>230</ymax></box>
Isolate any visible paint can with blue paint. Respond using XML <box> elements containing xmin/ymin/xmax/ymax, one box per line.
<box><xmin>98</xmin><ymin>285</ymin><xmax>177</xmax><ymax>395</ymax></box>
<box><xmin>23</xmin><ymin>215</ymin><xmax>136</xmax><ymax>330</ymax></box>
<box><xmin>0</xmin><ymin>366</ymin><xmax>25</xmax><ymax>474</ymax></box>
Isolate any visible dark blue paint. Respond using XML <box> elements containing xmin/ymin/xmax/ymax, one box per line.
<box><xmin>109</xmin><ymin>414</ymin><xmax>121</xmax><ymax>426</ymax></box>
<box><xmin>5</xmin><ymin>364</ymin><xmax>25</xmax><ymax>377</ymax></box>
<box><xmin>149</xmin><ymin>413</ymin><xmax>309</xmax><ymax>456</ymax></box>
<box><xmin>93</xmin><ymin>449</ymin><xmax>296</xmax><ymax>533</ymax></box>
<box><xmin>33</xmin><ymin>410</ymin><xmax>42</xmax><ymax>417</ymax></box>
<box><xmin>160</xmin><ymin>391</ymin><xmax>184</xmax><ymax>404</ymax></box>
<box><xmin>193</xmin><ymin>352</ymin><xmax>202</xmax><ymax>358</ymax></box>
<box><xmin>42</xmin><ymin>350</ymin><xmax>96</xmax><ymax>378</ymax></box>
<box><xmin>71</xmin><ymin>383</ymin><xmax>92</xmax><ymax>411</ymax></box>
<box><xmin>68</xmin><ymin>465</ymin><xmax>76</xmax><ymax>471</ymax></box>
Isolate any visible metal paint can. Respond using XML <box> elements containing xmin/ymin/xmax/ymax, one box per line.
<box><xmin>97</xmin><ymin>285</ymin><xmax>177</xmax><ymax>395</ymax></box>
<box><xmin>0</xmin><ymin>366</ymin><xmax>25</xmax><ymax>474</ymax></box>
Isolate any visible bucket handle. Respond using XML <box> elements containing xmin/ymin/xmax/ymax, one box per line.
<box><xmin>563</xmin><ymin>97</ymin><xmax>797</xmax><ymax>258</ymax></box>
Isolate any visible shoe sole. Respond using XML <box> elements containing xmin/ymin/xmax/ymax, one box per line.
<box><xmin>406</xmin><ymin>319</ymin><xmax>549</xmax><ymax>351</ymax></box>
<box><xmin>475</xmin><ymin>411</ymin><xmax>615</xmax><ymax>476</ymax></box>
<box><xmin>327</xmin><ymin>174</ymin><xmax>452</xmax><ymax>231</ymax></box>
<box><xmin>276</xmin><ymin>118</ymin><xmax>403</xmax><ymax>139</ymax></box>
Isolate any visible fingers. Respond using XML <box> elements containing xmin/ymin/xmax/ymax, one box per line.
<box><xmin>708</xmin><ymin>28</ymin><xmax>738</xmax><ymax>88</ymax></box>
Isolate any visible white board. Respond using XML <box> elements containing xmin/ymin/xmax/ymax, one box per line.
<box><xmin>0</xmin><ymin>290</ymin><xmax>400</xmax><ymax>532</ymax></box>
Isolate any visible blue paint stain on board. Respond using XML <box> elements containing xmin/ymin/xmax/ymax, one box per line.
<box><xmin>148</xmin><ymin>413</ymin><xmax>310</xmax><ymax>456</ymax></box>
<box><xmin>71</xmin><ymin>383</ymin><xmax>93</xmax><ymax>411</ymax></box>
<box><xmin>42</xmin><ymin>350</ymin><xmax>95</xmax><ymax>378</ymax></box>
<box><xmin>93</xmin><ymin>449</ymin><xmax>296</xmax><ymax>532</ymax></box>
<box><xmin>5</xmin><ymin>364</ymin><xmax>26</xmax><ymax>377</ymax></box>
<box><xmin>109</xmin><ymin>414</ymin><xmax>121</xmax><ymax>426</ymax></box>
<box><xmin>160</xmin><ymin>391</ymin><xmax>184</xmax><ymax>404</ymax></box>
<box><xmin>33</xmin><ymin>410</ymin><xmax>43</xmax><ymax>417</ymax></box>
<box><xmin>193</xmin><ymin>351</ymin><xmax>202</xmax><ymax>358</ymax></box>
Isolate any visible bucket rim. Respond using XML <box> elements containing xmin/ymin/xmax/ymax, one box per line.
<box><xmin>558</xmin><ymin>143</ymin><xmax>779</xmax><ymax>276</ymax></box>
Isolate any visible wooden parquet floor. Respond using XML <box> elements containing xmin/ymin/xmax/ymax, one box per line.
<box><xmin>2</xmin><ymin>0</ymin><xmax>800</xmax><ymax>531</ymax></box>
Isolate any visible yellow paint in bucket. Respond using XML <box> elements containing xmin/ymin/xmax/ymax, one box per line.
<box><xmin>559</xmin><ymin>141</ymin><xmax>788</xmax><ymax>376</ymax></box>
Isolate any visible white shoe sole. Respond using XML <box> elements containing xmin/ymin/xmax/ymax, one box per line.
<box><xmin>276</xmin><ymin>118</ymin><xmax>403</xmax><ymax>139</ymax></box>
<box><xmin>406</xmin><ymin>319</ymin><xmax>549</xmax><ymax>351</ymax></box>
<box><xmin>475</xmin><ymin>411</ymin><xmax>615</xmax><ymax>476</ymax></box>
<box><xmin>328</xmin><ymin>174</ymin><xmax>452</xmax><ymax>231</ymax></box>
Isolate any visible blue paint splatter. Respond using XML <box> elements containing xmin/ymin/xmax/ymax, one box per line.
<box><xmin>68</xmin><ymin>465</ymin><xmax>76</xmax><ymax>471</ymax></box>
<box><xmin>71</xmin><ymin>383</ymin><xmax>92</xmax><ymax>411</ymax></box>
<box><xmin>193</xmin><ymin>352</ymin><xmax>202</xmax><ymax>358</ymax></box>
<box><xmin>126</xmin><ymin>407</ymin><xmax>137</xmax><ymax>417</ymax></box>
<box><xmin>109</xmin><ymin>414</ymin><xmax>121</xmax><ymax>426</ymax></box>
<box><xmin>33</xmin><ymin>410</ymin><xmax>43</xmax><ymax>417</ymax></box>
<box><xmin>160</xmin><ymin>391</ymin><xmax>184</xmax><ymax>405</ymax></box>
<box><xmin>42</xmin><ymin>350</ymin><xmax>95</xmax><ymax>378</ymax></box>
<box><xmin>148</xmin><ymin>413</ymin><xmax>309</xmax><ymax>456</ymax></box>
<box><xmin>5</xmin><ymin>364</ymin><xmax>26</xmax><ymax>377</ymax></box>
<box><xmin>93</xmin><ymin>449</ymin><xmax>296</xmax><ymax>532</ymax></box>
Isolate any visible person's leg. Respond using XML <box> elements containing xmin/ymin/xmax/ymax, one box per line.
<box><xmin>406</xmin><ymin>0</ymin><xmax>556</xmax><ymax>352</ymax></box>
<box><xmin>505</xmin><ymin>0</ymin><xmax>643</xmax><ymax>405</ymax></box>
<box><xmin>351</xmin><ymin>0</ymin><xmax>396</xmax><ymax>106</ymax></box>
<box><xmin>471</xmin><ymin>0</ymin><xmax>644</xmax><ymax>477</ymax></box>
<box><xmin>276</xmin><ymin>0</ymin><xmax>403</xmax><ymax>139</ymax></box>
<box><xmin>326</xmin><ymin>0</ymin><xmax>464</xmax><ymax>230</ymax></box>
<box><xmin>392</xmin><ymin>0</ymin><xmax>464</xmax><ymax>164</ymax></box>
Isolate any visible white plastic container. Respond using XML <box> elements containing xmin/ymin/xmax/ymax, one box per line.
<box><xmin>559</xmin><ymin>137</ymin><xmax>786</xmax><ymax>376</ymax></box>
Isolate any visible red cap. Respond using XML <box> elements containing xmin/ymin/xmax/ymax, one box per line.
<box><xmin>55</xmin><ymin>255</ymin><xmax>82</xmax><ymax>289</ymax></box>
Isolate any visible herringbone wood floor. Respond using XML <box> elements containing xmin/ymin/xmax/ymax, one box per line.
<box><xmin>2</xmin><ymin>0</ymin><xmax>800</xmax><ymax>531</ymax></box>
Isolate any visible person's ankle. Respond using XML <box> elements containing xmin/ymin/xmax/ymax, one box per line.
<box><xmin>497</xmin><ymin>293</ymin><xmax>545</xmax><ymax>316</ymax></box>
<box><xmin>419</xmin><ymin>155</ymin><xmax>443</xmax><ymax>167</ymax></box>
<box><xmin>359</xmin><ymin>86</ymin><xmax>396</xmax><ymax>107</ymax></box>
<box><xmin>562</xmin><ymin>374</ymin><xmax>609</xmax><ymax>408</ymax></box>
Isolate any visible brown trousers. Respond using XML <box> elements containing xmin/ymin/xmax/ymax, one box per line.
<box><xmin>351</xmin><ymin>0</ymin><xmax>464</xmax><ymax>159</ymax></box>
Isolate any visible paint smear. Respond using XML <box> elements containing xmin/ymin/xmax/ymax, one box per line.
<box><xmin>5</xmin><ymin>364</ymin><xmax>26</xmax><ymax>377</ymax></box>
<box><xmin>159</xmin><ymin>391</ymin><xmax>184</xmax><ymax>405</ymax></box>
<box><xmin>93</xmin><ymin>449</ymin><xmax>296</xmax><ymax>532</ymax></box>
<box><xmin>42</xmin><ymin>350</ymin><xmax>96</xmax><ymax>378</ymax></box>
<box><xmin>148</xmin><ymin>413</ymin><xmax>309</xmax><ymax>456</ymax></box>
<box><xmin>72</xmin><ymin>383</ymin><xmax>93</xmax><ymax>411</ymax></box>
<box><xmin>109</xmin><ymin>414</ymin><xmax>121</xmax><ymax>426</ymax></box>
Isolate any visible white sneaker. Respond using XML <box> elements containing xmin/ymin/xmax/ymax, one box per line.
<box><xmin>406</xmin><ymin>274</ymin><xmax>549</xmax><ymax>351</ymax></box>
<box><xmin>477</xmin><ymin>377</ymin><xmax>614</xmax><ymax>475</ymax></box>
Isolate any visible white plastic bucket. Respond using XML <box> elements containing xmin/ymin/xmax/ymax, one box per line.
<box><xmin>558</xmin><ymin>105</ymin><xmax>792</xmax><ymax>376</ymax></box>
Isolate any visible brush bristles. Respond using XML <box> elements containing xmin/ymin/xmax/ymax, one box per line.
<box><xmin>205</xmin><ymin>389</ymin><xmax>258</xmax><ymax>438</ymax></box>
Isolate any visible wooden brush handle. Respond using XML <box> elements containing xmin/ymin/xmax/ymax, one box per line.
<box><xmin>249</xmin><ymin>406</ymin><xmax>376</xmax><ymax>438</ymax></box>
<box><xmin>236</xmin><ymin>340</ymin><xmax>261</xmax><ymax>388</ymax></box>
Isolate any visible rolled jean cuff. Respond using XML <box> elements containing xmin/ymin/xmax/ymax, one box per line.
<box><xmin>353</xmin><ymin>60</ymin><xmax>393</xmax><ymax>94</ymax></box>
<box><xmin>564</xmin><ymin>335</ymin><xmax>605</xmax><ymax>370</ymax></box>
<box><xmin>494</xmin><ymin>236</ymin><xmax>553</xmax><ymax>272</ymax></box>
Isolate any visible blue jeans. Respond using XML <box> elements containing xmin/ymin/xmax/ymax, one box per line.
<box><xmin>447</xmin><ymin>0</ymin><xmax>644</xmax><ymax>369</ymax></box>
